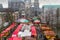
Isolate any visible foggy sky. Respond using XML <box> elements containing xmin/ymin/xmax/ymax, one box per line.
<box><xmin>0</xmin><ymin>0</ymin><xmax>8</xmax><ymax>8</ymax></box>
<box><xmin>0</xmin><ymin>0</ymin><xmax>60</xmax><ymax>8</ymax></box>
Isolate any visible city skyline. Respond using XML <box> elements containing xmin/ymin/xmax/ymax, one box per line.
<box><xmin>0</xmin><ymin>0</ymin><xmax>60</xmax><ymax>8</ymax></box>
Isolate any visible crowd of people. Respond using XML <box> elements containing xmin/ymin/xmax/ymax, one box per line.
<box><xmin>17</xmin><ymin>15</ymin><xmax>57</xmax><ymax>40</ymax></box>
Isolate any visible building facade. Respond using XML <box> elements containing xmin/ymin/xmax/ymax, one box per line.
<box><xmin>34</xmin><ymin>0</ymin><xmax>39</xmax><ymax>9</ymax></box>
<box><xmin>34</xmin><ymin>0</ymin><xmax>39</xmax><ymax>16</ymax></box>
<box><xmin>24</xmin><ymin>0</ymin><xmax>31</xmax><ymax>17</ymax></box>
<box><xmin>0</xmin><ymin>4</ymin><xmax>3</xmax><ymax>8</ymax></box>
<box><xmin>42</xmin><ymin>5</ymin><xmax>60</xmax><ymax>38</ymax></box>
<box><xmin>8</xmin><ymin>0</ymin><xmax>25</xmax><ymax>11</ymax></box>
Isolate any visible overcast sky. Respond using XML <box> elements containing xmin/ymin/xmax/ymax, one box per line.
<box><xmin>0</xmin><ymin>0</ymin><xmax>8</xmax><ymax>8</ymax></box>
<box><xmin>0</xmin><ymin>0</ymin><xmax>60</xmax><ymax>8</ymax></box>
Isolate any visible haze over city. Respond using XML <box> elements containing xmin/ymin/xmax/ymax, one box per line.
<box><xmin>0</xmin><ymin>0</ymin><xmax>60</xmax><ymax>8</ymax></box>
